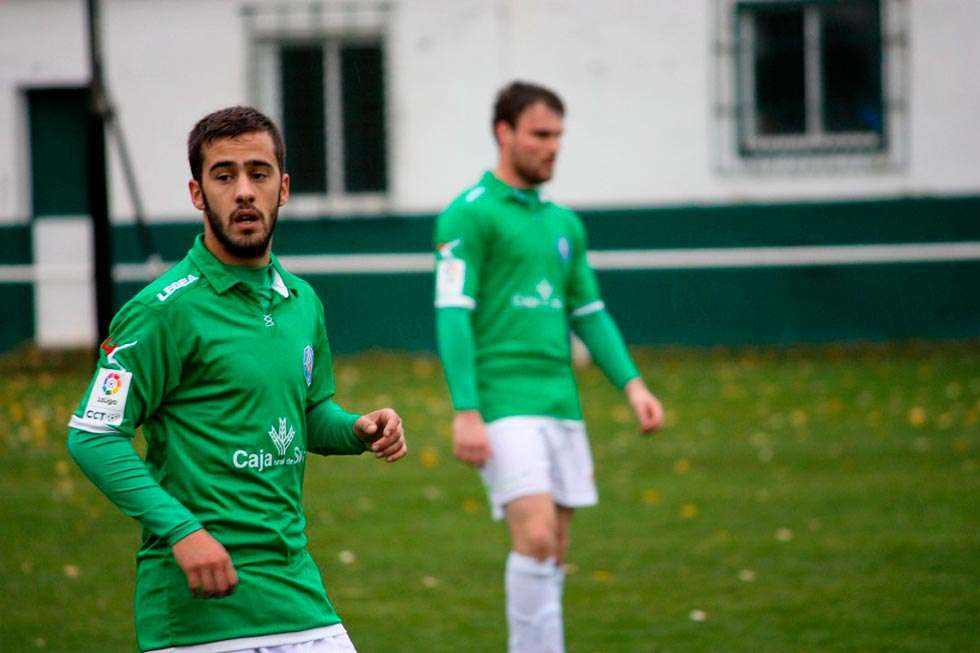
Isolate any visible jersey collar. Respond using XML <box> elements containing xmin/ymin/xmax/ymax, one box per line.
<box><xmin>189</xmin><ymin>234</ymin><xmax>296</xmax><ymax>298</ymax></box>
<box><xmin>480</xmin><ymin>171</ymin><xmax>545</xmax><ymax>208</ymax></box>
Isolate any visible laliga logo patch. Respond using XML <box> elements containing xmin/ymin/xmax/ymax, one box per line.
<box><xmin>102</xmin><ymin>371</ymin><xmax>123</xmax><ymax>395</ymax></box>
<box><xmin>303</xmin><ymin>345</ymin><xmax>314</xmax><ymax>387</ymax></box>
<box><xmin>82</xmin><ymin>367</ymin><xmax>133</xmax><ymax>427</ymax></box>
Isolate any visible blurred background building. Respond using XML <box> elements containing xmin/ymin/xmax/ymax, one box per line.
<box><xmin>0</xmin><ymin>0</ymin><xmax>978</xmax><ymax>352</ymax></box>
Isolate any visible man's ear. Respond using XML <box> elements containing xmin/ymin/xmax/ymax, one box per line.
<box><xmin>278</xmin><ymin>173</ymin><xmax>290</xmax><ymax>206</ymax></box>
<box><xmin>189</xmin><ymin>179</ymin><xmax>206</xmax><ymax>212</ymax></box>
<box><xmin>494</xmin><ymin>120</ymin><xmax>513</xmax><ymax>147</ymax></box>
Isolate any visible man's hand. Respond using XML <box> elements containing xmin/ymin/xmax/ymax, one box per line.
<box><xmin>453</xmin><ymin>410</ymin><xmax>491</xmax><ymax>466</ymax></box>
<box><xmin>625</xmin><ymin>378</ymin><xmax>664</xmax><ymax>434</ymax></box>
<box><xmin>171</xmin><ymin>529</ymin><xmax>238</xmax><ymax>599</ymax></box>
<box><xmin>355</xmin><ymin>408</ymin><xmax>407</xmax><ymax>462</ymax></box>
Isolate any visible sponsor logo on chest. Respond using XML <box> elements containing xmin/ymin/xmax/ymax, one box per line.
<box><xmin>511</xmin><ymin>278</ymin><xmax>563</xmax><ymax>310</ymax></box>
<box><xmin>232</xmin><ymin>417</ymin><xmax>305</xmax><ymax>473</ymax></box>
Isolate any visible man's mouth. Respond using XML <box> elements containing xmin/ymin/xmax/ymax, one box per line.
<box><xmin>233</xmin><ymin>209</ymin><xmax>261</xmax><ymax>224</ymax></box>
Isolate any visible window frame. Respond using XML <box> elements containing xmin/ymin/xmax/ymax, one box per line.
<box><xmin>712</xmin><ymin>0</ymin><xmax>909</xmax><ymax>174</ymax></box>
<box><xmin>736</xmin><ymin>0</ymin><xmax>884</xmax><ymax>157</ymax></box>
<box><xmin>244</xmin><ymin>3</ymin><xmax>391</xmax><ymax>216</ymax></box>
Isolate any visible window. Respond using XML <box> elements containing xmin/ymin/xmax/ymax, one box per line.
<box><xmin>712</xmin><ymin>0</ymin><xmax>908</xmax><ymax>173</ymax></box>
<box><xmin>246</xmin><ymin>3</ymin><xmax>389</xmax><ymax>212</ymax></box>
<box><xmin>739</xmin><ymin>0</ymin><xmax>883</xmax><ymax>154</ymax></box>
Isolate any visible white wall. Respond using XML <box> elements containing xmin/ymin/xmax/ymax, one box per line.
<box><xmin>0</xmin><ymin>0</ymin><xmax>87</xmax><ymax>224</ymax></box>
<box><xmin>1</xmin><ymin>0</ymin><xmax>979</xmax><ymax>224</ymax></box>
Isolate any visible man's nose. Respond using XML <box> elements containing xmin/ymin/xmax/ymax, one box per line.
<box><xmin>235</xmin><ymin>176</ymin><xmax>256</xmax><ymax>203</ymax></box>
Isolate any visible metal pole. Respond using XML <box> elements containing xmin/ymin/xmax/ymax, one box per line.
<box><xmin>86</xmin><ymin>0</ymin><xmax>113</xmax><ymax>348</ymax></box>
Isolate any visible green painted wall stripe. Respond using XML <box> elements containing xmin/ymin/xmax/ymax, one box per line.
<box><xmin>3</xmin><ymin>195</ymin><xmax>979</xmax><ymax>351</ymax></box>
<box><xmin>599</xmin><ymin>261</ymin><xmax>980</xmax><ymax>347</ymax></box>
<box><xmin>0</xmin><ymin>224</ymin><xmax>31</xmax><ymax>264</ymax></box>
<box><xmin>7</xmin><ymin>257</ymin><xmax>980</xmax><ymax>352</ymax></box>
<box><xmin>579</xmin><ymin>195</ymin><xmax>980</xmax><ymax>250</ymax></box>
<box><xmin>2</xmin><ymin>194</ymin><xmax>976</xmax><ymax>265</ymax></box>
<box><xmin>0</xmin><ymin>284</ymin><xmax>34</xmax><ymax>351</ymax></box>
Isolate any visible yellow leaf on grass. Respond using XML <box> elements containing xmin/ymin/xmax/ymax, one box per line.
<box><xmin>419</xmin><ymin>447</ymin><xmax>439</xmax><ymax>468</ymax></box>
<box><xmin>591</xmin><ymin>569</ymin><xmax>611</xmax><ymax>582</ymax></box>
<box><xmin>642</xmin><ymin>489</ymin><xmax>660</xmax><ymax>505</ymax></box>
<box><xmin>908</xmin><ymin>406</ymin><xmax>927</xmax><ymax>427</ymax></box>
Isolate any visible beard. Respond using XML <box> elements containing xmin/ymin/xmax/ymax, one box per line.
<box><xmin>202</xmin><ymin>192</ymin><xmax>279</xmax><ymax>260</ymax></box>
<box><xmin>511</xmin><ymin>149</ymin><xmax>554</xmax><ymax>186</ymax></box>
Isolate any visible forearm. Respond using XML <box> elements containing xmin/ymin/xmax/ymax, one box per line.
<box><xmin>306</xmin><ymin>398</ymin><xmax>365</xmax><ymax>455</ymax></box>
<box><xmin>436</xmin><ymin>308</ymin><xmax>479</xmax><ymax>411</ymax></box>
<box><xmin>67</xmin><ymin>428</ymin><xmax>201</xmax><ymax>545</ymax></box>
<box><xmin>571</xmin><ymin>309</ymin><xmax>640</xmax><ymax>389</ymax></box>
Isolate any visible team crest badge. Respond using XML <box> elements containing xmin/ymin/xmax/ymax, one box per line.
<box><xmin>303</xmin><ymin>345</ymin><xmax>314</xmax><ymax>386</ymax></box>
<box><xmin>557</xmin><ymin>236</ymin><xmax>571</xmax><ymax>262</ymax></box>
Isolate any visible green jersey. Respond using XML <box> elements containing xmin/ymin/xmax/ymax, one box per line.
<box><xmin>68</xmin><ymin>235</ymin><xmax>364</xmax><ymax>651</ymax></box>
<box><xmin>434</xmin><ymin>171</ymin><xmax>611</xmax><ymax>422</ymax></box>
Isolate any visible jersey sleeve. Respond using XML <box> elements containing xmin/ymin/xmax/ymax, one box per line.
<box><xmin>571</xmin><ymin>309</ymin><xmax>640</xmax><ymax>389</ymax></box>
<box><xmin>434</xmin><ymin>200</ymin><xmax>483</xmax><ymax>411</ymax></box>
<box><xmin>436</xmin><ymin>307</ymin><xmax>480</xmax><ymax>411</ymax></box>
<box><xmin>66</xmin><ymin>302</ymin><xmax>202</xmax><ymax>545</ymax></box>
<box><xmin>306</xmin><ymin>398</ymin><xmax>365</xmax><ymax>455</ymax></box>
<box><xmin>434</xmin><ymin>202</ymin><xmax>484</xmax><ymax>310</ymax></box>
<box><xmin>304</xmin><ymin>294</ymin><xmax>366</xmax><ymax>454</ymax></box>
<box><xmin>69</xmin><ymin>301</ymin><xmax>180</xmax><ymax>437</ymax></box>
<box><xmin>306</xmin><ymin>295</ymin><xmax>338</xmax><ymax>409</ymax></box>
<box><xmin>564</xmin><ymin>213</ymin><xmax>605</xmax><ymax>320</ymax></box>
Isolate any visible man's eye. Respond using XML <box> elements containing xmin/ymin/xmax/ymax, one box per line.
<box><xmin>252</xmin><ymin>172</ymin><xmax>268</xmax><ymax>181</ymax></box>
<box><xmin>216</xmin><ymin>174</ymin><xmax>232</xmax><ymax>182</ymax></box>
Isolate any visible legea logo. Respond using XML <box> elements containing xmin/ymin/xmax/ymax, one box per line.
<box><xmin>157</xmin><ymin>274</ymin><xmax>199</xmax><ymax>302</ymax></box>
<box><xmin>233</xmin><ymin>417</ymin><xmax>304</xmax><ymax>472</ymax></box>
<box><xmin>102</xmin><ymin>371</ymin><xmax>123</xmax><ymax>395</ymax></box>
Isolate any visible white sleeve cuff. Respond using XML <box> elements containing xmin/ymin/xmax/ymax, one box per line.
<box><xmin>68</xmin><ymin>414</ymin><xmax>120</xmax><ymax>434</ymax></box>
<box><xmin>570</xmin><ymin>300</ymin><xmax>605</xmax><ymax>319</ymax></box>
<box><xmin>435</xmin><ymin>296</ymin><xmax>476</xmax><ymax>310</ymax></box>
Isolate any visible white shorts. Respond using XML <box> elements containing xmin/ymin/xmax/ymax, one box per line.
<box><xmin>480</xmin><ymin>416</ymin><xmax>598</xmax><ymax>521</ymax></box>
<box><xmin>147</xmin><ymin>624</ymin><xmax>356</xmax><ymax>653</ymax></box>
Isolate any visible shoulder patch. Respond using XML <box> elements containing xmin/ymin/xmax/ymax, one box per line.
<box><xmin>435</xmin><ymin>258</ymin><xmax>470</xmax><ymax>308</ymax></box>
<box><xmin>465</xmin><ymin>187</ymin><xmax>486</xmax><ymax>203</ymax></box>
<box><xmin>82</xmin><ymin>367</ymin><xmax>133</xmax><ymax>427</ymax></box>
<box><xmin>156</xmin><ymin>274</ymin><xmax>199</xmax><ymax>302</ymax></box>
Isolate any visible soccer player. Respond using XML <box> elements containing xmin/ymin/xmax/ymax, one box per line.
<box><xmin>67</xmin><ymin>106</ymin><xmax>407</xmax><ymax>653</ymax></box>
<box><xmin>434</xmin><ymin>81</ymin><xmax>664</xmax><ymax>652</ymax></box>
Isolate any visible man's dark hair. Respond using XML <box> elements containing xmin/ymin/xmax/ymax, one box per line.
<box><xmin>491</xmin><ymin>81</ymin><xmax>565</xmax><ymax>138</ymax></box>
<box><xmin>187</xmin><ymin>106</ymin><xmax>285</xmax><ymax>182</ymax></box>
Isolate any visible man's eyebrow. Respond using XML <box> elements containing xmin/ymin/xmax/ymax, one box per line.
<box><xmin>208</xmin><ymin>160</ymin><xmax>238</xmax><ymax>174</ymax></box>
<box><xmin>207</xmin><ymin>159</ymin><xmax>274</xmax><ymax>174</ymax></box>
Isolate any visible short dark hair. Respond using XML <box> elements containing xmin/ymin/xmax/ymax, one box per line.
<box><xmin>187</xmin><ymin>106</ymin><xmax>285</xmax><ymax>182</ymax></box>
<box><xmin>491</xmin><ymin>81</ymin><xmax>565</xmax><ymax>138</ymax></box>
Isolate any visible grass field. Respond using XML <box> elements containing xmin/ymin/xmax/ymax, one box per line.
<box><xmin>1</xmin><ymin>342</ymin><xmax>978</xmax><ymax>652</ymax></box>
